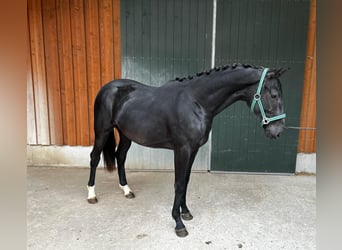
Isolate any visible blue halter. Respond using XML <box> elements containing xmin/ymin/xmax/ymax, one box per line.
<box><xmin>251</xmin><ymin>68</ymin><xmax>286</xmax><ymax>126</ymax></box>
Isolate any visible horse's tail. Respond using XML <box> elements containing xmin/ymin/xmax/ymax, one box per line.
<box><xmin>102</xmin><ymin>129</ymin><xmax>116</xmax><ymax>172</ymax></box>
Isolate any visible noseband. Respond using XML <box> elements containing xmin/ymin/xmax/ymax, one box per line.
<box><xmin>251</xmin><ymin>68</ymin><xmax>286</xmax><ymax>126</ymax></box>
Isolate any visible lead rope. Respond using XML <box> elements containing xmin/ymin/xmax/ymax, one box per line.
<box><xmin>285</xmin><ymin>126</ymin><xmax>316</xmax><ymax>130</ymax></box>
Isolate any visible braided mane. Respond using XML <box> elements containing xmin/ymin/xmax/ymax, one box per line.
<box><xmin>174</xmin><ymin>63</ymin><xmax>263</xmax><ymax>82</ymax></box>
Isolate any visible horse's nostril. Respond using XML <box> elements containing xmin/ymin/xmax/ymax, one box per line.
<box><xmin>277</xmin><ymin>133</ymin><xmax>281</xmax><ymax>138</ymax></box>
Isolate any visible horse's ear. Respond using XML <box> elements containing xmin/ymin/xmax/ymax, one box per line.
<box><xmin>268</xmin><ymin>67</ymin><xmax>290</xmax><ymax>78</ymax></box>
<box><xmin>277</xmin><ymin>67</ymin><xmax>290</xmax><ymax>77</ymax></box>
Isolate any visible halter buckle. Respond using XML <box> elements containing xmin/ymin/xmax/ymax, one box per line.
<box><xmin>262</xmin><ymin>117</ymin><xmax>270</xmax><ymax>125</ymax></box>
<box><xmin>254</xmin><ymin>93</ymin><xmax>261</xmax><ymax>101</ymax></box>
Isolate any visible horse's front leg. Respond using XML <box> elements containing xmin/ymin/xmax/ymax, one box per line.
<box><xmin>180</xmin><ymin>148</ymin><xmax>199</xmax><ymax>221</ymax></box>
<box><xmin>172</xmin><ymin>145</ymin><xmax>193</xmax><ymax>237</ymax></box>
<box><xmin>181</xmin><ymin>148</ymin><xmax>198</xmax><ymax>220</ymax></box>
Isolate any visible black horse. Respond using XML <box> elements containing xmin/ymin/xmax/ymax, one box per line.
<box><xmin>87</xmin><ymin>64</ymin><xmax>287</xmax><ymax>237</ymax></box>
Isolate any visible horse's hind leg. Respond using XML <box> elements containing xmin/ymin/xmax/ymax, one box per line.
<box><xmin>116</xmin><ymin>131</ymin><xmax>134</xmax><ymax>198</ymax></box>
<box><xmin>87</xmin><ymin>130</ymin><xmax>112</xmax><ymax>203</ymax></box>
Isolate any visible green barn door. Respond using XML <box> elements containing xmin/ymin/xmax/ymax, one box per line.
<box><xmin>121</xmin><ymin>0</ymin><xmax>213</xmax><ymax>86</ymax></box>
<box><xmin>211</xmin><ymin>0</ymin><xmax>310</xmax><ymax>173</ymax></box>
<box><xmin>120</xmin><ymin>0</ymin><xmax>213</xmax><ymax>170</ymax></box>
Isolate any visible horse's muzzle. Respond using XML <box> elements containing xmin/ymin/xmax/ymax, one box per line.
<box><xmin>264</xmin><ymin>123</ymin><xmax>284</xmax><ymax>139</ymax></box>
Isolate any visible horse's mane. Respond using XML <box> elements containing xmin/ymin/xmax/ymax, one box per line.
<box><xmin>174</xmin><ymin>63</ymin><xmax>264</xmax><ymax>82</ymax></box>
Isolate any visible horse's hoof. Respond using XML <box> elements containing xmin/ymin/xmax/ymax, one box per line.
<box><xmin>125</xmin><ymin>192</ymin><xmax>135</xmax><ymax>199</ymax></box>
<box><xmin>181</xmin><ymin>212</ymin><xmax>193</xmax><ymax>221</ymax></box>
<box><xmin>175</xmin><ymin>227</ymin><xmax>188</xmax><ymax>237</ymax></box>
<box><xmin>87</xmin><ymin>197</ymin><xmax>98</xmax><ymax>204</ymax></box>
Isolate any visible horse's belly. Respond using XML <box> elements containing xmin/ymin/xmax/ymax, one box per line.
<box><xmin>116</xmin><ymin>115</ymin><xmax>173</xmax><ymax>149</ymax></box>
<box><xmin>122</xmin><ymin>128</ymin><xmax>173</xmax><ymax>149</ymax></box>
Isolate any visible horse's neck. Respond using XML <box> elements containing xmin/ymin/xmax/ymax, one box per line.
<box><xmin>189</xmin><ymin>68</ymin><xmax>261</xmax><ymax>117</ymax></box>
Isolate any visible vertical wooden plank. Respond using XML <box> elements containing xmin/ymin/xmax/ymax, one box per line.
<box><xmin>113</xmin><ymin>0</ymin><xmax>122</xmax><ymax>79</ymax></box>
<box><xmin>84</xmin><ymin>0</ymin><xmax>101</xmax><ymax>145</ymax></box>
<box><xmin>308</xmin><ymin>44</ymin><xmax>316</xmax><ymax>151</ymax></box>
<box><xmin>28</xmin><ymin>0</ymin><xmax>122</xmax><ymax>146</ymax></box>
<box><xmin>56</xmin><ymin>0</ymin><xmax>77</xmax><ymax>145</ymax></box>
<box><xmin>42</xmin><ymin>0</ymin><xmax>64</xmax><ymax>145</ymax></box>
<box><xmin>298</xmin><ymin>39</ymin><xmax>316</xmax><ymax>152</ymax></box>
<box><xmin>298</xmin><ymin>0</ymin><xmax>316</xmax><ymax>153</ymax></box>
<box><xmin>70</xmin><ymin>0</ymin><xmax>90</xmax><ymax>145</ymax></box>
<box><xmin>28</xmin><ymin>0</ymin><xmax>50</xmax><ymax>145</ymax></box>
<box><xmin>99</xmin><ymin>0</ymin><xmax>114</xmax><ymax>84</ymax></box>
<box><xmin>27</xmin><ymin>30</ymin><xmax>37</xmax><ymax>145</ymax></box>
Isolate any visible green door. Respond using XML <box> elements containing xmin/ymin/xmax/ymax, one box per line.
<box><xmin>211</xmin><ymin>0</ymin><xmax>310</xmax><ymax>173</ymax></box>
<box><xmin>121</xmin><ymin>0</ymin><xmax>213</xmax><ymax>86</ymax></box>
<box><xmin>120</xmin><ymin>0</ymin><xmax>213</xmax><ymax>170</ymax></box>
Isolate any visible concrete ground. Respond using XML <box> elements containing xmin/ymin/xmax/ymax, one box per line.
<box><xmin>27</xmin><ymin>167</ymin><xmax>315</xmax><ymax>250</ymax></box>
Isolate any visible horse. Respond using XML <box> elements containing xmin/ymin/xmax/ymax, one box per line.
<box><xmin>86</xmin><ymin>64</ymin><xmax>288</xmax><ymax>237</ymax></box>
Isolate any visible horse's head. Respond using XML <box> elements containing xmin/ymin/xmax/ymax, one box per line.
<box><xmin>251</xmin><ymin>68</ymin><xmax>288</xmax><ymax>139</ymax></box>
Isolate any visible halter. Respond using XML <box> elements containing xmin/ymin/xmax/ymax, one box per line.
<box><xmin>251</xmin><ymin>68</ymin><xmax>286</xmax><ymax>126</ymax></box>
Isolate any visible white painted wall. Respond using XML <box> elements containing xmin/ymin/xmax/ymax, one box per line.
<box><xmin>27</xmin><ymin>145</ymin><xmax>96</xmax><ymax>168</ymax></box>
<box><xmin>27</xmin><ymin>144</ymin><xmax>210</xmax><ymax>171</ymax></box>
<box><xmin>27</xmin><ymin>145</ymin><xmax>316</xmax><ymax>174</ymax></box>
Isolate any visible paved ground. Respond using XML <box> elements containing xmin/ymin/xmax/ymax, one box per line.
<box><xmin>27</xmin><ymin>167</ymin><xmax>315</xmax><ymax>250</ymax></box>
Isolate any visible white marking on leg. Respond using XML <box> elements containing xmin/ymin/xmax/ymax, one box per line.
<box><xmin>87</xmin><ymin>185</ymin><xmax>96</xmax><ymax>199</ymax></box>
<box><xmin>119</xmin><ymin>184</ymin><xmax>133</xmax><ymax>196</ymax></box>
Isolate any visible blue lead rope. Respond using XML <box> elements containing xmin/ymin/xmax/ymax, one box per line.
<box><xmin>251</xmin><ymin>68</ymin><xmax>286</xmax><ymax>126</ymax></box>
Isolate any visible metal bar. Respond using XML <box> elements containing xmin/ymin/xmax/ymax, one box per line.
<box><xmin>286</xmin><ymin>126</ymin><xmax>316</xmax><ymax>130</ymax></box>
<box><xmin>211</xmin><ymin>0</ymin><xmax>217</xmax><ymax>68</ymax></box>
<box><xmin>208</xmin><ymin>0</ymin><xmax>218</xmax><ymax>171</ymax></box>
